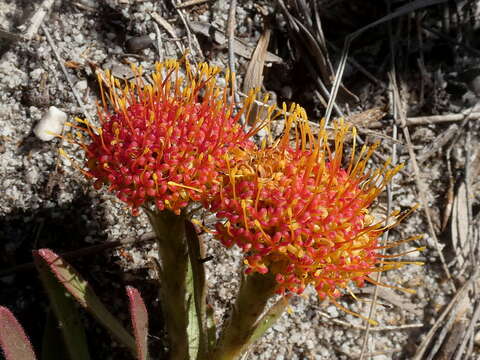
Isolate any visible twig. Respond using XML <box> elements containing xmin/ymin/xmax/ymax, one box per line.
<box><xmin>454</xmin><ymin>300</ymin><xmax>480</xmax><ymax>360</ymax></box>
<box><xmin>359</xmin><ymin>24</ymin><xmax>399</xmax><ymax>354</ymax></box>
<box><xmin>394</xmin><ymin>74</ymin><xmax>455</xmax><ymax>289</ymax></box>
<box><xmin>327</xmin><ymin>42</ymin><xmax>387</xmax><ymax>88</ymax></box>
<box><xmin>0</xmin><ymin>232</ymin><xmax>157</xmax><ymax>277</ymax></box>
<box><xmin>464</xmin><ymin>124</ymin><xmax>474</xmax><ymax>268</ymax></box>
<box><xmin>24</xmin><ymin>0</ymin><xmax>55</xmax><ymax>40</ymax></box>
<box><xmin>0</xmin><ymin>29</ymin><xmax>22</xmax><ymax>41</ymax></box>
<box><xmin>188</xmin><ymin>21</ymin><xmax>282</xmax><ymax>63</ymax></box>
<box><xmin>151</xmin><ymin>12</ymin><xmax>185</xmax><ymax>54</ymax></box>
<box><xmin>227</xmin><ymin>0</ymin><xmax>238</xmax><ymax>91</ymax></box>
<box><xmin>356</xmin><ymin>348</ymin><xmax>402</xmax><ymax>358</ymax></box>
<box><xmin>425</xmin><ymin>295</ymin><xmax>467</xmax><ymax>360</ymax></box>
<box><xmin>422</xmin><ymin>25</ymin><xmax>480</xmax><ymax>57</ymax></box>
<box><xmin>318</xmin><ymin>312</ymin><xmax>423</xmax><ymax>331</ymax></box>
<box><xmin>367</xmin><ymin>111</ymin><xmax>480</xmax><ymax>128</ymax></box>
<box><xmin>243</xmin><ymin>29</ymin><xmax>271</xmax><ymax>125</ymax></box>
<box><xmin>416</xmin><ymin>13</ymin><xmax>426</xmax><ymax>109</ymax></box>
<box><xmin>276</xmin><ymin>0</ymin><xmax>345</xmax><ymax>116</ymax></box>
<box><xmin>412</xmin><ymin>272</ymin><xmax>477</xmax><ymax>359</ymax></box>
<box><xmin>324</xmin><ymin>0</ymin><xmax>447</xmax><ymax>127</ymax></box>
<box><xmin>152</xmin><ymin>22</ymin><xmax>164</xmax><ymax>62</ymax></box>
<box><xmin>172</xmin><ymin>0</ymin><xmax>204</xmax><ymax>61</ymax></box>
<box><xmin>176</xmin><ymin>0</ymin><xmax>209</xmax><ymax>8</ymax></box>
<box><xmin>40</xmin><ymin>24</ymin><xmax>91</xmax><ymax>122</ymax></box>
<box><xmin>417</xmin><ymin>124</ymin><xmax>458</xmax><ymax>164</ymax></box>
<box><xmin>226</xmin><ymin>0</ymin><xmax>243</xmax><ymax>123</ymax></box>
<box><xmin>173</xmin><ymin>1</ymin><xmax>193</xmax><ymax>51</ymax></box>
<box><xmin>71</xmin><ymin>0</ymin><xmax>98</xmax><ymax>12</ymax></box>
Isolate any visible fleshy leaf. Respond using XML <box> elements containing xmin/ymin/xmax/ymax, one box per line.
<box><xmin>33</xmin><ymin>249</ymin><xmax>136</xmax><ymax>354</ymax></box>
<box><xmin>184</xmin><ymin>219</ymin><xmax>208</xmax><ymax>358</ymax></box>
<box><xmin>247</xmin><ymin>296</ymin><xmax>289</xmax><ymax>348</ymax></box>
<box><xmin>0</xmin><ymin>306</ymin><xmax>37</xmax><ymax>360</ymax></box>
<box><xmin>41</xmin><ymin>309</ymin><xmax>70</xmax><ymax>360</ymax></box>
<box><xmin>146</xmin><ymin>209</ymin><xmax>190</xmax><ymax>359</ymax></box>
<box><xmin>186</xmin><ymin>259</ymin><xmax>200</xmax><ymax>360</ymax></box>
<box><xmin>126</xmin><ymin>286</ymin><xmax>149</xmax><ymax>360</ymax></box>
<box><xmin>210</xmin><ymin>272</ymin><xmax>278</xmax><ymax>359</ymax></box>
<box><xmin>35</xmin><ymin>253</ymin><xmax>91</xmax><ymax>360</ymax></box>
<box><xmin>205</xmin><ymin>305</ymin><xmax>217</xmax><ymax>351</ymax></box>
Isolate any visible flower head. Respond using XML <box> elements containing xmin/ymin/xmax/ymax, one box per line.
<box><xmin>210</xmin><ymin>105</ymin><xmax>421</xmax><ymax>319</ymax></box>
<box><xmin>76</xmin><ymin>59</ymin><xmax>260</xmax><ymax>215</ymax></box>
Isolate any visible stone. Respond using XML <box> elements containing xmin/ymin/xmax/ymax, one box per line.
<box><xmin>33</xmin><ymin>106</ymin><xmax>67</xmax><ymax>141</ymax></box>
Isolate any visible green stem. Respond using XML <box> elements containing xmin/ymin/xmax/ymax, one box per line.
<box><xmin>210</xmin><ymin>272</ymin><xmax>280</xmax><ymax>360</ymax></box>
<box><xmin>146</xmin><ymin>209</ymin><xmax>189</xmax><ymax>360</ymax></box>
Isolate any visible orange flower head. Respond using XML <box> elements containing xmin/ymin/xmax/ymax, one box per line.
<box><xmin>210</xmin><ymin>104</ymin><xmax>422</xmax><ymax>321</ymax></box>
<box><xmin>75</xmin><ymin>59</ymin><xmax>260</xmax><ymax>215</ymax></box>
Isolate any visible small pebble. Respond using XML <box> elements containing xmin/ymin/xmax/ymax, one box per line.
<box><xmin>75</xmin><ymin>80</ymin><xmax>88</xmax><ymax>92</ymax></box>
<box><xmin>326</xmin><ymin>305</ymin><xmax>339</xmax><ymax>318</ymax></box>
<box><xmin>280</xmin><ymin>85</ymin><xmax>292</xmax><ymax>99</ymax></box>
<box><xmin>25</xmin><ymin>168</ymin><xmax>40</xmax><ymax>185</ymax></box>
<box><xmin>30</xmin><ymin>68</ymin><xmax>44</xmax><ymax>81</ymax></box>
<box><xmin>372</xmin><ymin>355</ymin><xmax>389</xmax><ymax>360</ymax></box>
<box><xmin>475</xmin><ymin>331</ymin><xmax>480</xmax><ymax>346</ymax></box>
<box><xmin>125</xmin><ymin>35</ymin><xmax>153</xmax><ymax>53</ymax></box>
<box><xmin>33</xmin><ymin>106</ymin><xmax>67</xmax><ymax>141</ymax></box>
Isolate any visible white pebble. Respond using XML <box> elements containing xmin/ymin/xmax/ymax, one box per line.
<box><xmin>372</xmin><ymin>355</ymin><xmax>389</xmax><ymax>360</ymax></box>
<box><xmin>326</xmin><ymin>305</ymin><xmax>339</xmax><ymax>318</ymax></box>
<box><xmin>33</xmin><ymin>106</ymin><xmax>67</xmax><ymax>141</ymax></box>
<box><xmin>75</xmin><ymin>80</ymin><xmax>88</xmax><ymax>92</ymax></box>
<box><xmin>475</xmin><ymin>331</ymin><xmax>480</xmax><ymax>346</ymax></box>
<box><xmin>25</xmin><ymin>168</ymin><xmax>40</xmax><ymax>184</ymax></box>
<box><xmin>30</xmin><ymin>68</ymin><xmax>44</xmax><ymax>81</ymax></box>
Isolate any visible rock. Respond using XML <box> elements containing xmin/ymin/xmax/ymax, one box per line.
<box><xmin>125</xmin><ymin>35</ymin><xmax>153</xmax><ymax>53</ymax></box>
<box><xmin>475</xmin><ymin>331</ymin><xmax>480</xmax><ymax>346</ymax></box>
<box><xmin>25</xmin><ymin>168</ymin><xmax>40</xmax><ymax>185</ymax></box>
<box><xmin>33</xmin><ymin>106</ymin><xmax>67</xmax><ymax>141</ymax></box>
<box><xmin>30</xmin><ymin>68</ymin><xmax>44</xmax><ymax>81</ymax></box>
<box><xmin>75</xmin><ymin>80</ymin><xmax>88</xmax><ymax>92</ymax></box>
<box><xmin>326</xmin><ymin>305</ymin><xmax>339</xmax><ymax>318</ymax></box>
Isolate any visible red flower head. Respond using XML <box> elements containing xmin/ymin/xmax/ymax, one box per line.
<box><xmin>75</xmin><ymin>59</ymin><xmax>261</xmax><ymax>215</ymax></box>
<box><xmin>210</xmin><ymin>104</ymin><xmax>422</xmax><ymax>322</ymax></box>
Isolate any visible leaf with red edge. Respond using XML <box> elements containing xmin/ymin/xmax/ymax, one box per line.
<box><xmin>33</xmin><ymin>249</ymin><xmax>136</xmax><ymax>354</ymax></box>
<box><xmin>126</xmin><ymin>286</ymin><xmax>149</xmax><ymax>360</ymax></box>
<box><xmin>0</xmin><ymin>306</ymin><xmax>37</xmax><ymax>360</ymax></box>
<box><xmin>35</xmin><ymin>250</ymin><xmax>91</xmax><ymax>360</ymax></box>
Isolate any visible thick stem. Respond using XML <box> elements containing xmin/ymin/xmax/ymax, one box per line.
<box><xmin>147</xmin><ymin>209</ymin><xmax>189</xmax><ymax>360</ymax></box>
<box><xmin>210</xmin><ymin>272</ymin><xmax>278</xmax><ymax>360</ymax></box>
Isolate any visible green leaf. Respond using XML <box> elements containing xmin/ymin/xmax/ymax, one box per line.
<box><xmin>0</xmin><ymin>306</ymin><xmax>37</xmax><ymax>360</ymax></box>
<box><xmin>41</xmin><ymin>309</ymin><xmax>70</xmax><ymax>360</ymax></box>
<box><xmin>33</xmin><ymin>249</ymin><xmax>136</xmax><ymax>355</ymax></box>
<box><xmin>186</xmin><ymin>255</ymin><xmax>200</xmax><ymax>360</ymax></box>
<box><xmin>145</xmin><ymin>209</ymin><xmax>190</xmax><ymax>360</ymax></box>
<box><xmin>184</xmin><ymin>220</ymin><xmax>208</xmax><ymax>358</ymax></box>
<box><xmin>35</xmin><ymin>254</ymin><xmax>91</xmax><ymax>360</ymax></box>
<box><xmin>126</xmin><ymin>286</ymin><xmax>149</xmax><ymax>360</ymax></box>
<box><xmin>205</xmin><ymin>305</ymin><xmax>217</xmax><ymax>350</ymax></box>
<box><xmin>247</xmin><ymin>297</ymin><xmax>289</xmax><ymax>347</ymax></box>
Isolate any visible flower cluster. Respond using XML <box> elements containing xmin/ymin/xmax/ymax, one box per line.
<box><xmin>78</xmin><ymin>59</ymin><xmax>259</xmax><ymax>215</ymax></box>
<box><xmin>209</xmin><ymin>104</ymin><xmax>418</xmax><ymax>313</ymax></box>
<box><xmin>75</xmin><ymin>58</ymin><xmax>419</xmax><ymax>320</ymax></box>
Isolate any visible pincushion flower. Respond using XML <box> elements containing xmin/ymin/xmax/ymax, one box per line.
<box><xmin>75</xmin><ymin>59</ymin><xmax>260</xmax><ymax>215</ymax></box>
<box><xmin>209</xmin><ymin>105</ymin><xmax>421</xmax><ymax>320</ymax></box>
